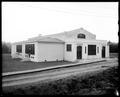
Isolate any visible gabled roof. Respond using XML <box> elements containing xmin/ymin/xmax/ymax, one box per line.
<box><xmin>33</xmin><ymin>37</ymin><xmax>65</xmax><ymax>43</ymax></box>
<box><xmin>46</xmin><ymin>28</ymin><xmax>96</xmax><ymax>37</ymax></box>
<box><xmin>13</xmin><ymin>28</ymin><xmax>97</xmax><ymax>45</ymax></box>
<box><xmin>13</xmin><ymin>37</ymin><xmax>65</xmax><ymax>44</ymax></box>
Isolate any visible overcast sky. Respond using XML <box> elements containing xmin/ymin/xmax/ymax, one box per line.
<box><xmin>2</xmin><ymin>2</ymin><xmax>118</xmax><ymax>43</ymax></box>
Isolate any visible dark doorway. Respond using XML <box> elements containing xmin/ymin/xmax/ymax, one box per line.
<box><xmin>102</xmin><ymin>46</ymin><xmax>105</xmax><ymax>58</ymax></box>
<box><xmin>77</xmin><ymin>46</ymin><xmax>82</xmax><ymax>59</ymax></box>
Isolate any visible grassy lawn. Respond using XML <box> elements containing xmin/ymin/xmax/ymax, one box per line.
<box><xmin>2</xmin><ymin>66</ymin><xmax>119</xmax><ymax>95</ymax></box>
<box><xmin>2</xmin><ymin>54</ymin><xmax>74</xmax><ymax>73</ymax></box>
<box><xmin>2</xmin><ymin>53</ymin><xmax>118</xmax><ymax>73</ymax></box>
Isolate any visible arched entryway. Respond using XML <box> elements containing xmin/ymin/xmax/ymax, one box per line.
<box><xmin>102</xmin><ymin>46</ymin><xmax>105</xmax><ymax>58</ymax></box>
<box><xmin>77</xmin><ymin>46</ymin><xmax>82</xmax><ymax>59</ymax></box>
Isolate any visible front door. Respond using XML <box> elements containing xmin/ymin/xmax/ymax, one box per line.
<box><xmin>102</xmin><ymin>46</ymin><xmax>105</xmax><ymax>58</ymax></box>
<box><xmin>77</xmin><ymin>46</ymin><xmax>82</xmax><ymax>59</ymax></box>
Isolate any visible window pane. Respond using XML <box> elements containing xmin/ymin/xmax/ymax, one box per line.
<box><xmin>97</xmin><ymin>47</ymin><xmax>99</xmax><ymax>53</ymax></box>
<box><xmin>66</xmin><ymin>44</ymin><xmax>72</xmax><ymax>51</ymax></box>
<box><xmin>77</xmin><ymin>34</ymin><xmax>85</xmax><ymax>39</ymax></box>
<box><xmin>25</xmin><ymin>44</ymin><xmax>35</xmax><ymax>54</ymax></box>
<box><xmin>88</xmin><ymin>45</ymin><xmax>96</xmax><ymax>55</ymax></box>
<box><xmin>16</xmin><ymin>45</ymin><xmax>22</xmax><ymax>53</ymax></box>
<box><xmin>85</xmin><ymin>46</ymin><xmax>86</xmax><ymax>53</ymax></box>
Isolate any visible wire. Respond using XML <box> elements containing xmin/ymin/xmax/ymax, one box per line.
<box><xmin>34</xmin><ymin>6</ymin><xmax>118</xmax><ymax>19</ymax></box>
<box><xmin>3</xmin><ymin>4</ymin><xmax>117</xmax><ymax>19</ymax></box>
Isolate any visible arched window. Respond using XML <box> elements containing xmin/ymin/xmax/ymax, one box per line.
<box><xmin>77</xmin><ymin>34</ymin><xmax>85</xmax><ymax>39</ymax></box>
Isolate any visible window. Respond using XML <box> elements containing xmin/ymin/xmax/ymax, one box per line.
<box><xmin>66</xmin><ymin>44</ymin><xmax>72</xmax><ymax>51</ymax></box>
<box><xmin>77</xmin><ymin>34</ymin><xmax>85</xmax><ymax>39</ymax></box>
<box><xmin>16</xmin><ymin>45</ymin><xmax>22</xmax><ymax>53</ymax></box>
<box><xmin>85</xmin><ymin>46</ymin><xmax>86</xmax><ymax>54</ymax></box>
<box><xmin>97</xmin><ymin>47</ymin><xmax>99</xmax><ymax>53</ymax></box>
<box><xmin>88</xmin><ymin>45</ymin><xmax>96</xmax><ymax>55</ymax></box>
<box><xmin>25</xmin><ymin>44</ymin><xmax>35</xmax><ymax>55</ymax></box>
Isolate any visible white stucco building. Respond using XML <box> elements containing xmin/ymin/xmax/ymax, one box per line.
<box><xmin>11</xmin><ymin>28</ymin><xmax>109</xmax><ymax>62</ymax></box>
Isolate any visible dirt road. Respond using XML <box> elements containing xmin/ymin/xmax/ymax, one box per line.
<box><xmin>2</xmin><ymin>58</ymin><xmax>118</xmax><ymax>87</ymax></box>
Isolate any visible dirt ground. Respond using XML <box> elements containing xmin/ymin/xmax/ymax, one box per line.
<box><xmin>2</xmin><ymin>66</ymin><xmax>119</xmax><ymax>95</ymax></box>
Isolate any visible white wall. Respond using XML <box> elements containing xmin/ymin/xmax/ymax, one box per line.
<box><xmin>11</xmin><ymin>42</ymin><xmax>37</xmax><ymax>61</ymax></box>
<box><xmin>64</xmin><ymin>41</ymin><xmax>109</xmax><ymax>62</ymax></box>
<box><xmin>23</xmin><ymin>42</ymin><xmax>37</xmax><ymax>61</ymax></box>
<box><xmin>86</xmin><ymin>43</ymin><xmax>102</xmax><ymax>59</ymax></box>
<box><xmin>75</xmin><ymin>42</ymin><xmax>107</xmax><ymax>60</ymax></box>
<box><xmin>11</xmin><ymin>44</ymin><xmax>17</xmax><ymax>58</ymax></box>
<box><xmin>82</xmin><ymin>43</ymin><xmax>87</xmax><ymax>59</ymax></box>
<box><xmin>11</xmin><ymin>44</ymin><xmax>22</xmax><ymax>58</ymax></box>
<box><xmin>64</xmin><ymin>43</ymin><xmax>76</xmax><ymax>62</ymax></box>
<box><xmin>47</xmin><ymin>28</ymin><xmax>96</xmax><ymax>40</ymax></box>
<box><xmin>106</xmin><ymin>45</ymin><xmax>109</xmax><ymax>58</ymax></box>
<box><xmin>36</xmin><ymin>42</ymin><xmax>64</xmax><ymax>62</ymax></box>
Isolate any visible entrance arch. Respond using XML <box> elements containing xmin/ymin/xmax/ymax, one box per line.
<box><xmin>77</xmin><ymin>46</ymin><xmax>82</xmax><ymax>59</ymax></box>
<box><xmin>102</xmin><ymin>46</ymin><xmax>105</xmax><ymax>58</ymax></box>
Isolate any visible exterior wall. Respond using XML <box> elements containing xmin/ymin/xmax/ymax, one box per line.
<box><xmin>11</xmin><ymin>40</ymin><xmax>109</xmax><ymax>62</ymax></box>
<box><xmin>31</xmin><ymin>42</ymin><xmax>40</xmax><ymax>62</ymax></box>
<box><xmin>106</xmin><ymin>44</ymin><xmax>109</xmax><ymax>58</ymax></box>
<box><xmin>100</xmin><ymin>43</ymin><xmax>109</xmax><ymax>58</ymax></box>
<box><xmin>11</xmin><ymin>42</ymin><xmax>37</xmax><ymax>61</ymax></box>
<box><xmin>11</xmin><ymin>44</ymin><xmax>22</xmax><ymax>58</ymax></box>
<box><xmin>97</xmin><ymin>43</ymin><xmax>102</xmax><ymax>58</ymax></box>
<box><xmin>86</xmin><ymin>43</ymin><xmax>101</xmax><ymax>59</ymax></box>
<box><xmin>75</xmin><ymin>42</ymin><xmax>100</xmax><ymax>60</ymax></box>
<box><xmin>75</xmin><ymin>41</ymin><xmax>108</xmax><ymax>61</ymax></box>
<box><xmin>47</xmin><ymin>28</ymin><xmax>96</xmax><ymax>40</ymax></box>
<box><xmin>81</xmin><ymin>43</ymin><xmax>87</xmax><ymax>59</ymax></box>
<box><xmin>11</xmin><ymin>28</ymin><xmax>109</xmax><ymax>62</ymax></box>
<box><xmin>64</xmin><ymin>29</ymin><xmax>96</xmax><ymax>40</ymax></box>
<box><xmin>67</xmin><ymin>41</ymin><xmax>109</xmax><ymax>62</ymax></box>
<box><xmin>21</xmin><ymin>44</ymin><xmax>25</xmax><ymax>58</ymax></box>
<box><xmin>25</xmin><ymin>42</ymin><xmax>37</xmax><ymax>62</ymax></box>
<box><xmin>11</xmin><ymin>44</ymin><xmax>18</xmax><ymax>58</ymax></box>
<box><xmin>36</xmin><ymin>42</ymin><xmax>64</xmax><ymax>62</ymax></box>
<box><xmin>64</xmin><ymin>43</ymin><xmax>76</xmax><ymax>62</ymax></box>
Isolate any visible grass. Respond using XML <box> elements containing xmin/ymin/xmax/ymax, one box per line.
<box><xmin>2</xmin><ymin>66</ymin><xmax>119</xmax><ymax>95</ymax></box>
<box><xmin>2</xmin><ymin>53</ymin><xmax>118</xmax><ymax>73</ymax></box>
<box><xmin>2</xmin><ymin>54</ymin><xmax>74</xmax><ymax>73</ymax></box>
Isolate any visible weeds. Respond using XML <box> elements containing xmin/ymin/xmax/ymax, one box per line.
<box><xmin>3</xmin><ymin>67</ymin><xmax>118</xmax><ymax>95</ymax></box>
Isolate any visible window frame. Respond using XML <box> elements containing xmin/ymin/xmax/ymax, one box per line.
<box><xmin>97</xmin><ymin>47</ymin><xmax>99</xmax><ymax>53</ymax></box>
<box><xmin>25</xmin><ymin>44</ymin><xmax>35</xmax><ymax>55</ymax></box>
<box><xmin>77</xmin><ymin>34</ymin><xmax>86</xmax><ymax>39</ymax></box>
<box><xmin>85</xmin><ymin>46</ymin><xmax>86</xmax><ymax>54</ymax></box>
<box><xmin>16</xmin><ymin>45</ymin><xmax>22</xmax><ymax>53</ymax></box>
<box><xmin>88</xmin><ymin>45</ymin><xmax>96</xmax><ymax>55</ymax></box>
<box><xmin>66</xmin><ymin>44</ymin><xmax>72</xmax><ymax>51</ymax></box>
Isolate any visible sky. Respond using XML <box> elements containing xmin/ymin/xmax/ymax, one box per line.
<box><xmin>2</xmin><ymin>2</ymin><xmax>118</xmax><ymax>43</ymax></box>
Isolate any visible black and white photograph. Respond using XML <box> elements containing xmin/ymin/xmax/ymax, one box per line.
<box><xmin>2</xmin><ymin>1</ymin><xmax>119</xmax><ymax>95</ymax></box>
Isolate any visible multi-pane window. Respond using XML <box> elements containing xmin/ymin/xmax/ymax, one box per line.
<box><xmin>25</xmin><ymin>44</ymin><xmax>35</xmax><ymax>55</ymax></box>
<box><xmin>88</xmin><ymin>45</ymin><xmax>96</xmax><ymax>55</ymax></box>
<box><xmin>16</xmin><ymin>45</ymin><xmax>22</xmax><ymax>53</ymax></box>
<box><xmin>77</xmin><ymin>34</ymin><xmax>85</xmax><ymax>39</ymax></box>
<box><xmin>97</xmin><ymin>47</ymin><xmax>99</xmax><ymax>53</ymax></box>
<box><xmin>85</xmin><ymin>46</ymin><xmax>86</xmax><ymax>54</ymax></box>
<box><xmin>66</xmin><ymin>44</ymin><xmax>72</xmax><ymax>51</ymax></box>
